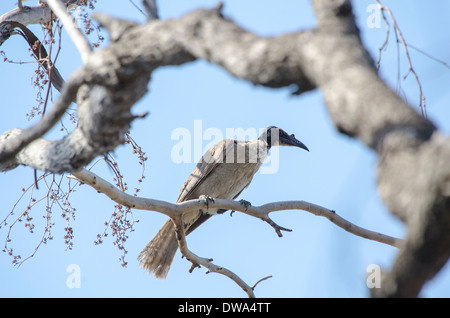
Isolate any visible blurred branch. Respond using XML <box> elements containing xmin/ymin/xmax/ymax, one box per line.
<box><xmin>142</xmin><ymin>0</ymin><xmax>159</xmax><ymax>21</ymax></box>
<box><xmin>4</xmin><ymin>21</ymin><xmax>65</xmax><ymax>92</ymax></box>
<box><xmin>0</xmin><ymin>70</ymin><xmax>83</xmax><ymax>168</ymax></box>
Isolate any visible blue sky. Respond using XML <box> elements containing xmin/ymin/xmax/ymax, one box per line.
<box><xmin>1</xmin><ymin>0</ymin><xmax>450</xmax><ymax>297</ymax></box>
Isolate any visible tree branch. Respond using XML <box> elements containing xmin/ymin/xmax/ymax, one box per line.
<box><xmin>0</xmin><ymin>70</ymin><xmax>84</xmax><ymax>168</ymax></box>
<box><xmin>0</xmin><ymin>0</ymin><xmax>80</xmax><ymax>45</ymax></box>
<box><xmin>171</xmin><ymin>214</ymin><xmax>256</xmax><ymax>298</ymax></box>
<box><xmin>0</xmin><ymin>5</ymin><xmax>52</xmax><ymax>41</ymax></box>
<box><xmin>1</xmin><ymin>1</ymin><xmax>448</xmax><ymax>297</ymax></box>
<box><xmin>7</xmin><ymin>21</ymin><xmax>66</xmax><ymax>92</ymax></box>
<box><xmin>70</xmin><ymin>168</ymin><xmax>401</xmax><ymax>247</ymax></box>
<box><xmin>65</xmin><ymin>167</ymin><xmax>402</xmax><ymax>297</ymax></box>
<box><xmin>310</xmin><ymin>0</ymin><xmax>449</xmax><ymax>297</ymax></box>
<box><xmin>142</xmin><ymin>0</ymin><xmax>159</xmax><ymax>21</ymax></box>
<box><xmin>375</xmin><ymin>0</ymin><xmax>427</xmax><ymax>117</ymax></box>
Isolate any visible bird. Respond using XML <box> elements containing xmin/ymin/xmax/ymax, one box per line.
<box><xmin>138</xmin><ymin>126</ymin><xmax>309</xmax><ymax>278</ymax></box>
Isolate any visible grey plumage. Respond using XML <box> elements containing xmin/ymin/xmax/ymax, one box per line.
<box><xmin>138</xmin><ymin>126</ymin><xmax>308</xmax><ymax>278</ymax></box>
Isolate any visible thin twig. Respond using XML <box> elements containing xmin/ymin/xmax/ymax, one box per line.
<box><xmin>46</xmin><ymin>0</ymin><xmax>92</xmax><ymax>63</ymax></box>
<box><xmin>375</xmin><ymin>0</ymin><xmax>427</xmax><ymax>118</ymax></box>
<box><xmin>17</xmin><ymin>0</ymin><xmax>24</xmax><ymax>12</ymax></box>
<box><xmin>128</xmin><ymin>0</ymin><xmax>146</xmax><ymax>17</ymax></box>
<box><xmin>252</xmin><ymin>275</ymin><xmax>272</xmax><ymax>290</ymax></box>
<box><xmin>406</xmin><ymin>42</ymin><xmax>450</xmax><ymax>70</ymax></box>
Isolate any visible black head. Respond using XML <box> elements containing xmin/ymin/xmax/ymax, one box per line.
<box><xmin>259</xmin><ymin>126</ymin><xmax>309</xmax><ymax>151</ymax></box>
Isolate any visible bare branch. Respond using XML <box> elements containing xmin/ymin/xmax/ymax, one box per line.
<box><xmin>0</xmin><ymin>5</ymin><xmax>52</xmax><ymax>27</ymax></box>
<box><xmin>70</xmin><ymin>168</ymin><xmax>402</xmax><ymax>247</ymax></box>
<box><xmin>171</xmin><ymin>215</ymin><xmax>256</xmax><ymax>298</ymax></box>
<box><xmin>69</xmin><ymin>168</ymin><xmax>179</xmax><ymax>218</ymax></box>
<box><xmin>4</xmin><ymin>21</ymin><xmax>65</xmax><ymax>92</ymax></box>
<box><xmin>252</xmin><ymin>275</ymin><xmax>272</xmax><ymax>290</ymax></box>
<box><xmin>375</xmin><ymin>0</ymin><xmax>427</xmax><ymax>118</ymax></box>
<box><xmin>0</xmin><ymin>0</ymin><xmax>81</xmax><ymax>45</ymax></box>
<box><xmin>66</xmin><ymin>167</ymin><xmax>401</xmax><ymax>296</ymax></box>
<box><xmin>405</xmin><ymin>43</ymin><xmax>450</xmax><ymax>70</ymax></box>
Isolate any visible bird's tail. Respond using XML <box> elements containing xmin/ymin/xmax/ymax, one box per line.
<box><xmin>138</xmin><ymin>219</ymin><xmax>178</xmax><ymax>279</ymax></box>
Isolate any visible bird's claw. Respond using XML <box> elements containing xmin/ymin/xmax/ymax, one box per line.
<box><xmin>199</xmin><ymin>195</ymin><xmax>215</xmax><ymax>210</ymax></box>
<box><xmin>239</xmin><ymin>199</ymin><xmax>251</xmax><ymax>211</ymax></box>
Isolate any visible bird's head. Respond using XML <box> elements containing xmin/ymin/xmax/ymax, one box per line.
<box><xmin>259</xmin><ymin>126</ymin><xmax>309</xmax><ymax>151</ymax></box>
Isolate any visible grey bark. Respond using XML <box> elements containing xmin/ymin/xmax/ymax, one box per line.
<box><xmin>0</xmin><ymin>0</ymin><xmax>80</xmax><ymax>45</ymax></box>
<box><xmin>0</xmin><ymin>0</ymin><xmax>449</xmax><ymax>297</ymax></box>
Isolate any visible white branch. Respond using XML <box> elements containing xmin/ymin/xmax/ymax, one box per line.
<box><xmin>68</xmin><ymin>167</ymin><xmax>402</xmax><ymax>297</ymax></box>
<box><xmin>70</xmin><ymin>168</ymin><xmax>402</xmax><ymax>248</ymax></box>
<box><xmin>0</xmin><ymin>4</ymin><xmax>52</xmax><ymax>26</ymax></box>
<box><xmin>70</xmin><ymin>168</ymin><xmax>179</xmax><ymax>217</ymax></box>
<box><xmin>170</xmin><ymin>215</ymin><xmax>256</xmax><ymax>298</ymax></box>
<box><xmin>46</xmin><ymin>0</ymin><xmax>91</xmax><ymax>63</ymax></box>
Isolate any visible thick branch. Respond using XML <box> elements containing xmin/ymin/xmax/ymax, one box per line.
<box><xmin>0</xmin><ymin>6</ymin><xmax>52</xmax><ymax>45</ymax></box>
<box><xmin>174</xmin><ymin>7</ymin><xmax>315</xmax><ymax>93</ymax></box>
<box><xmin>309</xmin><ymin>0</ymin><xmax>450</xmax><ymax>298</ymax></box>
<box><xmin>0</xmin><ymin>0</ymin><xmax>80</xmax><ymax>45</ymax></box>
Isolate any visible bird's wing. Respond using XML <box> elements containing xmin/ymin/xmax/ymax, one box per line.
<box><xmin>176</xmin><ymin>139</ymin><xmax>234</xmax><ymax>203</ymax></box>
<box><xmin>183</xmin><ymin>140</ymin><xmax>260</xmax><ymax>235</ymax></box>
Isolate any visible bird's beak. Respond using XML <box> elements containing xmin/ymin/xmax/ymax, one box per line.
<box><xmin>280</xmin><ymin>134</ymin><xmax>309</xmax><ymax>152</ymax></box>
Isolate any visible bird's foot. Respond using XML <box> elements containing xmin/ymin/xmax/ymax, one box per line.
<box><xmin>239</xmin><ymin>199</ymin><xmax>251</xmax><ymax>211</ymax></box>
<box><xmin>199</xmin><ymin>195</ymin><xmax>215</xmax><ymax>210</ymax></box>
